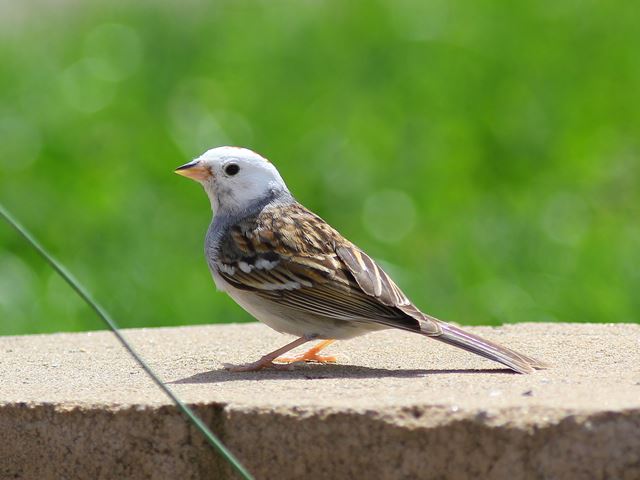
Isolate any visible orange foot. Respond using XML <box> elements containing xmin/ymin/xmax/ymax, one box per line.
<box><xmin>275</xmin><ymin>339</ymin><xmax>337</xmax><ymax>364</ymax></box>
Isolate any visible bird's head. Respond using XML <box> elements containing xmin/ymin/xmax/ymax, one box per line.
<box><xmin>175</xmin><ymin>146</ymin><xmax>290</xmax><ymax>214</ymax></box>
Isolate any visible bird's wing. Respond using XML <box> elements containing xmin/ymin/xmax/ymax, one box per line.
<box><xmin>214</xmin><ymin>203</ymin><xmax>441</xmax><ymax>335</ymax></box>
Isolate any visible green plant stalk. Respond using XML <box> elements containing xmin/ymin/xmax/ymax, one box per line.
<box><xmin>0</xmin><ymin>203</ymin><xmax>254</xmax><ymax>480</ymax></box>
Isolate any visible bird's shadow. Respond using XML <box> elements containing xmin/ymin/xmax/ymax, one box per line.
<box><xmin>169</xmin><ymin>363</ymin><xmax>515</xmax><ymax>385</ymax></box>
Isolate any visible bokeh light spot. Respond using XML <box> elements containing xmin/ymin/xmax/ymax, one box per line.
<box><xmin>540</xmin><ymin>193</ymin><xmax>591</xmax><ymax>246</ymax></box>
<box><xmin>168</xmin><ymin>100</ymin><xmax>231</xmax><ymax>156</ymax></box>
<box><xmin>0</xmin><ymin>254</ymin><xmax>36</xmax><ymax>312</ymax></box>
<box><xmin>83</xmin><ymin>23</ymin><xmax>143</xmax><ymax>82</ymax></box>
<box><xmin>0</xmin><ymin>115</ymin><xmax>42</xmax><ymax>171</ymax></box>
<box><xmin>362</xmin><ymin>190</ymin><xmax>417</xmax><ymax>243</ymax></box>
<box><xmin>59</xmin><ymin>59</ymin><xmax>116</xmax><ymax>113</ymax></box>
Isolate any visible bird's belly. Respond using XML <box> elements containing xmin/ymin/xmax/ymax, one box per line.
<box><xmin>212</xmin><ymin>270</ymin><xmax>383</xmax><ymax>339</ymax></box>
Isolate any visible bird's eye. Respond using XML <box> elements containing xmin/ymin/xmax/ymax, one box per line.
<box><xmin>224</xmin><ymin>163</ymin><xmax>240</xmax><ymax>176</ymax></box>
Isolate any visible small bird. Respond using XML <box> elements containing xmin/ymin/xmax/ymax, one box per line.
<box><xmin>176</xmin><ymin>146</ymin><xmax>546</xmax><ymax>373</ymax></box>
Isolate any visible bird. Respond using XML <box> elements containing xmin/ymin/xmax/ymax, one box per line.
<box><xmin>175</xmin><ymin>146</ymin><xmax>547</xmax><ymax>374</ymax></box>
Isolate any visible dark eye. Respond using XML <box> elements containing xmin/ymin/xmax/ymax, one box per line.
<box><xmin>224</xmin><ymin>163</ymin><xmax>240</xmax><ymax>176</ymax></box>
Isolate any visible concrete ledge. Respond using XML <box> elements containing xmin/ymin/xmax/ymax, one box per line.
<box><xmin>1</xmin><ymin>323</ymin><xmax>639</xmax><ymax>479</ymax></box>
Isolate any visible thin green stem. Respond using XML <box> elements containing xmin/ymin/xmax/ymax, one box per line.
<box><xmin>0</xmin><ymin>203</ymin><xmax>254</xmax><ymax>480</ymax></box>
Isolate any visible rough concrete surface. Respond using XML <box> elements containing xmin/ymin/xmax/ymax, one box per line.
<box><xmin>0</xmin><ymin>322</ymin><xmax>639</xmax><ymax>480</ymax></box>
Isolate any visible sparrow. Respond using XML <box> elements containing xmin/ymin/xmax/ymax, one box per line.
<box><xmin>176</xmin><ymin>146</ymin><xmax>547</xmax><ymax>373</ymax></box>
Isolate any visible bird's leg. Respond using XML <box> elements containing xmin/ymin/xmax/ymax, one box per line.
<box><xmin>274</xmin><ymin>339</ymin><xmax>337</xmax><ymax>364</ymax></box>
<box><xmin>225</xmin><ymin>337</ymin><xmax>311</xmax><ymax>372</ymax></box>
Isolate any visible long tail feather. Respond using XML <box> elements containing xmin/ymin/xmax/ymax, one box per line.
<box><xmin>431</xmin><ymin>321</ymin><xmax>548</xmax><ymax>374</ymax></box>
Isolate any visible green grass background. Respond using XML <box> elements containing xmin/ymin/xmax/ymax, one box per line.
<box><xmin>1</xmin><ymin>1</ymin><xmax>638</xmax><ymax>335</ymax></box>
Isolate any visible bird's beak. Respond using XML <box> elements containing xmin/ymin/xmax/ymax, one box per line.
<box><xmin>174</xmin><ymin>160</ymin><xmax>211</xmax><ymax>181</ymax></box>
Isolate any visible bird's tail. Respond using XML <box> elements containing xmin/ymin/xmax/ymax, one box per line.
<box><xmin>429</xmin><ymin>320</ymin><xmax>548</xmax><ymax>374</ymax></box>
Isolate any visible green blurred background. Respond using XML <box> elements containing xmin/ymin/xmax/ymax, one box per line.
<box><xmin>1</xmin><ymin>1</ymin><xmax>638</xmax><ymax>336</ymax></box>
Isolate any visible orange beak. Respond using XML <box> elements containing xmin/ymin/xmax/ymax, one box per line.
<box><xmin>174</xmin><ymin>160</ymin><xmax>211</xmax><ymax>181</ymax></box>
